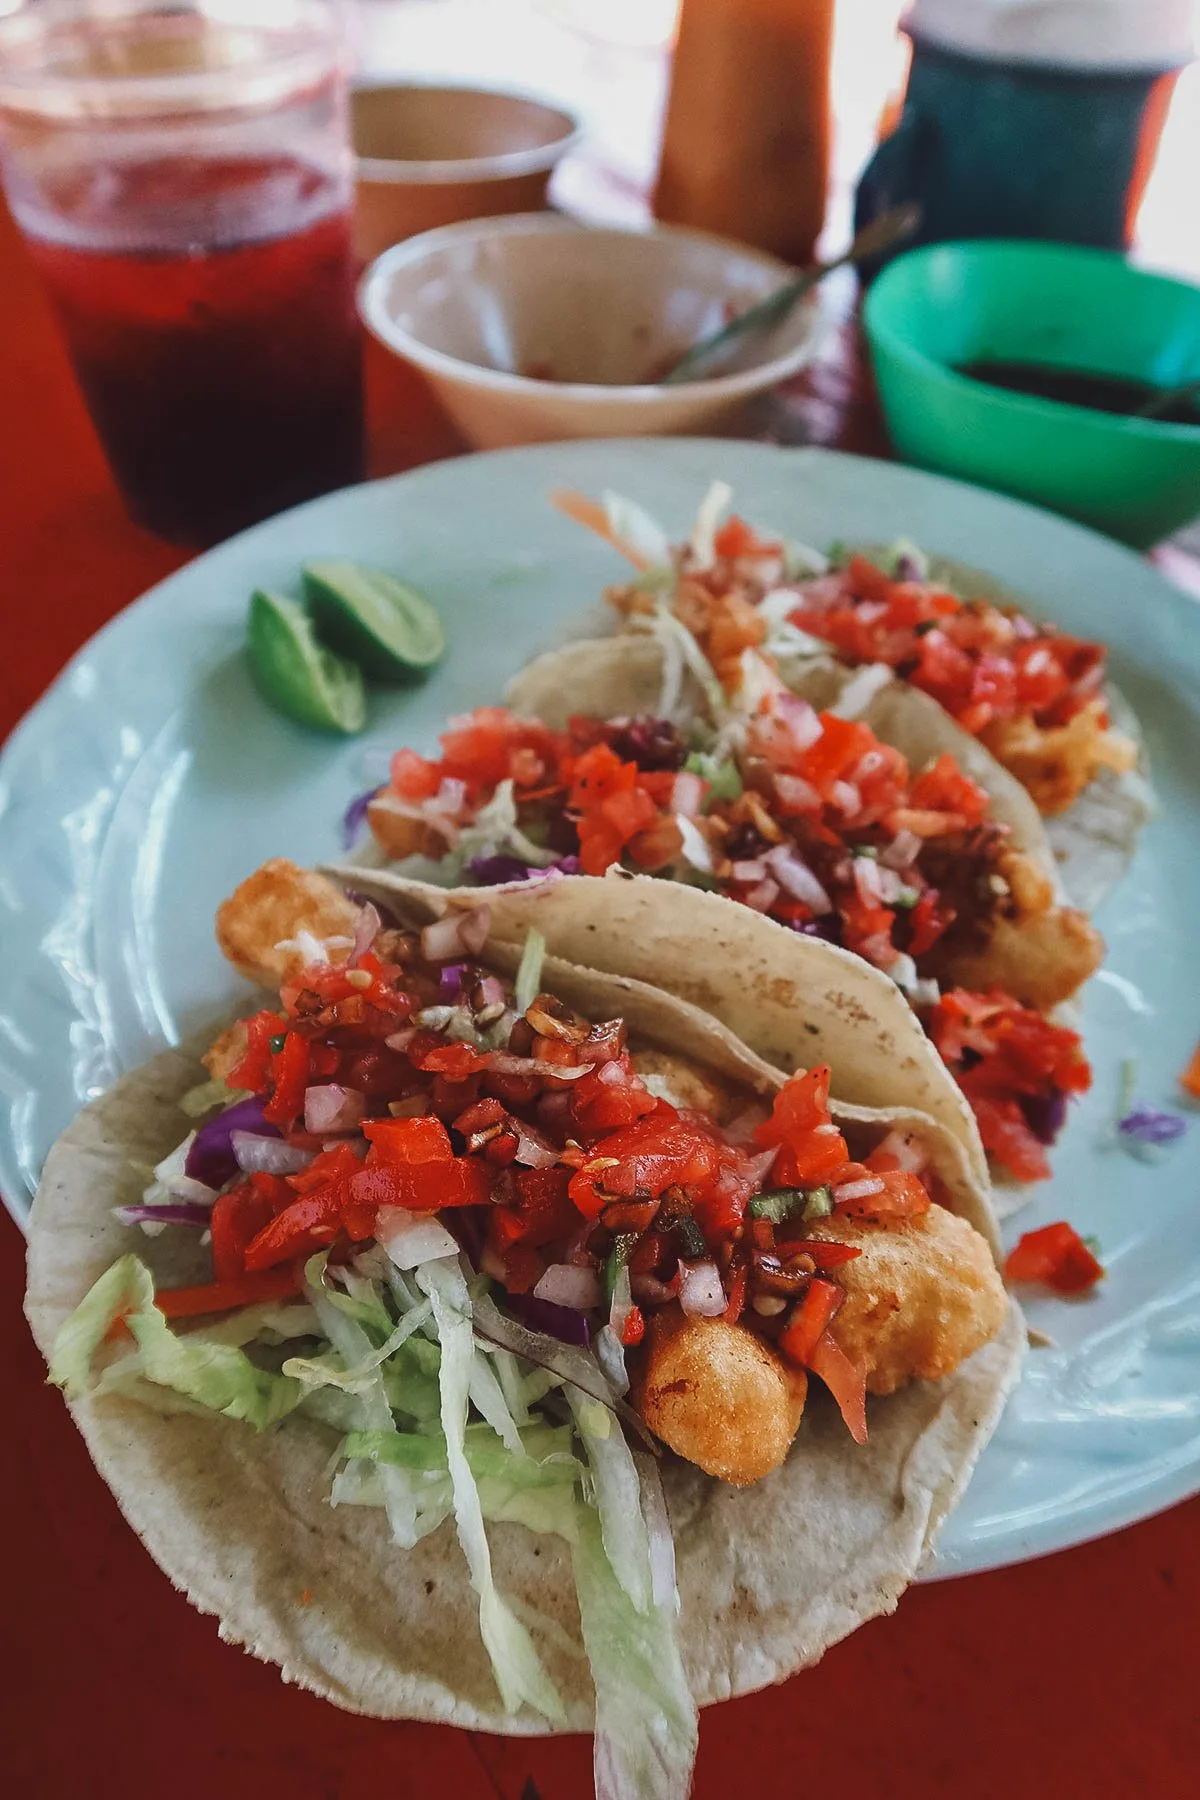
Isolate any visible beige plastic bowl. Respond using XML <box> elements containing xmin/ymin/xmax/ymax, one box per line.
<box><xmin>357</xmin><ymin>213</ymin><xmax>823</xmax><ymax>448</ymax></box>
<box><xmin>351</xmin><ymin>82</ymin><xmax>582</xmax><ymax>261</ymax></box>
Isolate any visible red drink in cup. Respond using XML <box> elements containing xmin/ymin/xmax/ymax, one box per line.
<box><xmin>0</xmin><ymin>2</ymin><xmax>363</xmax><ymax>545</ymax></box>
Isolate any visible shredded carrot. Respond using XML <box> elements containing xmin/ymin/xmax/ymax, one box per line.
<box><xmin>1181</xmin><ymin>1041</ymin><xmax>1200</xmax><ymax>1101</ymax></box>
<box><xmin>549</xmin><ymin>489</ymin><xmax>652</xmax><ymax>570</ymax></box>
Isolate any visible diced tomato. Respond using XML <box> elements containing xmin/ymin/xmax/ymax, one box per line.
<box><xmin>287</xmin><ymin>1141</ymin><xmax>363</xmax><ymax>1194</ymax></box>
<box><xmin>364</xmin><ymin>1114</ymin><xmax>454</xmax><ymax>1164</ymax></box>
<box><xmin>209</xmin><ymin>1182</ymin><xmax>276</xmax><ymax>1282</ymax></box>
<box><xmin>415</xmin><ymin>1041</ymin><xmax>491</xmax><ymax>1080</ymax></box>
<box><xmin>620</xmin><ymin>1304</ymin><xmax>646</xmax><ymax>1347</ymax></box>
<box><xmin>721</xmin><ymin>1262</ymin><xmax>748</xmax><ymax>1324</ymax></box>
<box><xmin>155</xmin><ymin>1266</ymin><xmax>302</xmax><ymax>1319</ymax></box>
<box><xmin>779</xmin><ymin>1277</ymin><xmax>843</xmax><ymax>1366</ymax></box>
<box><xmin>567</xmin><ymin>1112</ymin><xmax>720</xmax><ymax>1217</ymax></box>
<box><xmin>799</xmin><ymin>713</ymin><xmax>875</xmax><ymax>794</ymax></box>
<box><xmin>571</xmin><ymin>1054</ymin><xmax>658</xmax><ymax>1134</ymax></box>
<box><xmin>1004</xmin><ymin>1221</ymin><xmax>1104</xmax><ymax>1294</ymax></box>
<box><xmin>806</xmin><ymin>1330</ymin><xmax>868</xmax><ymax>1443</ymax></box>
<box><xmin>775</xmin><ymin>1235</ymin><xmax>862</xmax><ymax>1269</ymax></box>
<box><xmin>228</xmin><ymin>1009</ymin><xmax>285</xmax><ymax>1093</ymax></box>
<box><xmin>968</xmin><ymin>1095</ymin><xmax>1051</xmax><ymax>1184</ymax></box>
<box><xmin>263</xmin><ymin>1031</ymin><xmax>311</xmax><ymax>1129</ymax></box>
<box><xmin>389</xmin><ymin>746</ymin><xmax>442</xmax><ymax>800</ymax></box>
<box><xmin>907</xmin><ymin>753</ymin><xmax>989</xmax><ymax>827</ymax></box>
<box><xmin>907</xmin><ymin>887</ymin><xmax>954</xmax><ymax>958</ymax></box>
<box><xmin>834</xmin><ymin>1168</ymin><xmax>930</xmax><ymax>1221</ymax></box>
<box><xmin>756</xmin><ymin>1066</ymin><xmax>832</xmax><ymax>1144</ymax></box>
<box><xmin>502</xmin><ymin>1243</ymin><xmax>546</xmax><ymax>1294</ymax></box>
<box><xmin>844</xmin><ymin>554</ymin><xmax>896</xmax><ymax>603</ymax></box>
<box><xmin>714</xmin><ymin>515</ymin><xmax>780</xmax><ymax>562</ymax></box>
<box><xmin>1180</xmin><ymin>1042</ymin><xmax>1200</xmax><ymax>1101</ymax></box>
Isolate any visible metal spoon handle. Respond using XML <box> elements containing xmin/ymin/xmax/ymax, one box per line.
<box><xmin>660</xmin><ymin>203</ymin><xmax>921</xmax><ymax>387</ymax></box>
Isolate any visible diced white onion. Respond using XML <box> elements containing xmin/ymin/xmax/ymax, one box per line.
<box><xmin>351</xmin><ymin>902</ymin><xmax>381</xmax><ymax>964</ymax></box>
<box><xmin>678</xmin><ymin>1258</ymin><xmax>726</xmax><ymax>1317</ymax></box>
<box><xmin>421</xmin><ymin>915</ymin><xmax>471</xmax><ymax>961</ymax></box>
<box><xmin>871</xmin><ymin>1130</ymin><xmax>928</xmax><ymax>1174</ymax></box>
<box><xmin>731</xmin><ymin>858</ymin><xmax>767</xmax><ymax>882</ymax></box>
<box><xmin>376</xmin><ymin>1205</ymin><xmax>460</xmax><ymax>1270</ymax></box>
<box><xmin>534</xmin><ymin>1263</ymin><xmax>602</xmax><ymax>1311</ymax></box>
<box><xmin>774</xmin><ymin>772</ymin><xmax>821</xmax><ymax>812</ymax></box>
<box><xmin>852</xmin><ymin>855</ymin><xmax>884</xmax><ymax>903</ymax></box>
<box><xmin>881</xmin><ymin>828</ymin><xmax>922</xmax><ymax>870</ymax></box>
<box><xmin>830</xmin><ymin>780</ymin><xmax>862</xmax><ymax>816</ymax></box>
<box><xmin>829</xmin><ymin>662</ymin><xmax>892</xmax><ymax>719</ymax></box>
<box><xmin>230</xmin><ymin>1132</ymin><xmax>314</xmax><ymax>1176</ymax></box>
<box><xmin>514</xmin><ymin>1123</ymin><xmax>559</xmax><ymax>1169</ymax></box>
<box><xmin>833</xmin><ymin>1176</ymin><xmax>885</xmax><ymax>1203</ymax></box>
<box><xmin>671</xmin><ymin>771</ymin><xmax>705</xmax><ymax>817</ymax></box>
<box><xmin>742</xmin><ymin>877</ymin><xmax>781</xmax><ymax>913</ymax></box>
<box><xmin>303</xmin><ymin>1084</ymin><xmax>365</xmax><ymax>1135</ymax></box>
<box><xmin>487</xmin><ymin>1052</ymin><xmax>595</xmax><ymax>1082</ymax></box>
<box><xmin>764</xmin><ymin>845</ymin><xmax>833</xmax><ymax>913</ymax></box>
<box><xmin>676</xmin><ymin>814</ymin><xmax>712</xmax><ymax>873</ymax></box>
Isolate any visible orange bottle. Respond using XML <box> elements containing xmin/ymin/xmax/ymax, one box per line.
<box><xmin>653</xmin><ymin>0</ymin><xmax>835</xmax><ymax>266</ymax></box>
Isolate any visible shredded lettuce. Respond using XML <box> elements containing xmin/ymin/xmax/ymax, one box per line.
<box><xmin>418</xmin><ymin>1258</ymin><xmax>565</xmax><ymax>1721</ymax></box>
<box><xmin>572</xmin><ymin>1508</ymin><xmax>698</xmax><ymax>1800</ymax></box>
<box><xmin>568</xmin><ymin>1392</ymin><xmax>651</xmax><ymax>1614</ymax></box>
<box><xmin>515</xmin><ymin>927</ymin><xmax>546</xmax><ymax>1016</ymax></box>
<box><xmin>178</xmin><ymin>1076</ymin><xmax>247</xmax><ymax>1119</ymax></box>
<box><xmin>687</xmin><ymin>479</ymin><xmax>733</xmax><ymax>572</ymax></box>
<box><xmin>48</xmin><ymin>1255</ymin><xmax>304</xmax><ymax>1428</ymax></box>
<box><xmin>454</xmin><ymin>779</ymin><xmax>557</xmax><ymax>872</ymax></box>
<box><xmin>601</xmin><ymin>491</ymin><xmax>673</xmax><ymax>570</ymax></box>
<box><xmin>283</xmin><ymin>1299</ymin><xmax>432</xmax><ymax>1394</ymax></box>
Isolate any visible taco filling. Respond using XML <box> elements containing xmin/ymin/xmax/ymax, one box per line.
<box><xmin>48</xmin><ymin>869</ymin><xmax>1008</xmax><ymax>1793</ymax></box>
<box><xmin>355</xmin><ymin>660</ymin><xmax>1095</xmax><ymax>1183</ymax></box>
<box><xmin>565</xmin><ymin>485</ymin><xmax>1138</xmax><ymax>819</ymax></box>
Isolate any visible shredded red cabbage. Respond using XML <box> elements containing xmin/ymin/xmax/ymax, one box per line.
<box><xmin>341</xmin><ymin>787</ymin><xmax>378</xmax><ymax>850</ymax></box>
<box><xmin>507</xmin><ymin>1291</ymin><xmax>592</xmax><ymax>1347</ymax></box>
<box><xmin>438</xmin><ymin>962</ymin><xmax>470</xmax><ymax>999</ymax></box>
<box><xmin>599</xmin><ymin>716</ymin><xmax>687</xmax><ymax>772</ymax></box>
<box><xmin>466</xmin><ymin>853</ymin><xmax>580</xmax><ymax>886</ymax></box>
<box><xmin>1119</xmin><ymin>1108</ymin><xmax>1188</xmax><ymax>1147</ymax></box>
<box><xmin>1019</xmin><ymin>1090</ymin><xmax>1070</xmax><ymax>1145</ymax></box>
<box><xmin>186</xmin><ymin>1098</ymin><xmax>279</xmax><ymax>1190</ymax></box>
<box><xmin>116</xmin><ymin>1202</ymin><xmax>212</xmax><ymax>1227</ymax></box>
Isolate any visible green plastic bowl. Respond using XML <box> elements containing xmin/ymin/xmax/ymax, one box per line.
<box><xmin>863</xmin><ymin>240</ymin><xmax>1200</xmax><ymax>549</ymax></box>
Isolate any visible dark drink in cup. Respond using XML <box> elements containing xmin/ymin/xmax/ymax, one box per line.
<box><xmin>0</xmin><ymin>2</ymin><xmax>363</xmax><ymax>545</ymax></box>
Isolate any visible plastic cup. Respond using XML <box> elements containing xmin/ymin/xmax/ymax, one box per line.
<box><xmin>0</xmin><ymin>0</ymin><xmax>364</xmax><ymax>545</ymax></box>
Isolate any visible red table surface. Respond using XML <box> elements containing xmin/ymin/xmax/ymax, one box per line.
<box><xmin>2</xmin><ymin>196</ymin><xmax>1196</xmax><ymax>1800</ymax></box>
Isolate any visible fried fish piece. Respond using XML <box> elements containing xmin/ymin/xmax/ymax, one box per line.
<box><xmin>634</xmin><ymin>1309</ymin><xmax>807</xmax><ymax>1486</ymax></box>
<box><xmin>215</xmin><ymin>858</ymin><xmax>359</xmax><ymax>988</ymax></box>
<box><xmin>929</xmin><ymin>845</ymin><xmax>1104</xmax><ymax>1012</ymax></box>
<box><xmin>980</xmin><ymin>696</ymin><xmax>1137</xmax><ymax>818</ymax></box>
<box><xmin>629</xmin><ymin>1048</ymin><xmax>740</xmax><ymax>1125</ymax></box>
<box><xmin>811</xmin><ymin>1205</ymin><xmax>1007</xmax><ymax>1398</ymax></box>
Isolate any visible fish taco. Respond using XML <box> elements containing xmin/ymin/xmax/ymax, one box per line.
<box><xmin>27</xmin><ymin>864</ymin><xmax>1022</xmax><ymax>1799</ymax></box>
<box><xmin>558</xmin><ymin>485</ymin><xmax>1153</xmax><ymax>914</ymax></box>
<box><xmin>346</xmin><ymin>616</ymin><xmax>1098</xmax><ymax>1193</ymax></box>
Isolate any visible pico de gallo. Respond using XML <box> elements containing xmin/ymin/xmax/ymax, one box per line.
<box><xmin>565</xmin><ymin>483</ymin><xmax>1136</xmax><ymax>820</ymax></box>
<box><xmin>173</xmin><ymin>909</ymin><xmax>948</xmax><ymax>1433</ymax></box>
<box><xmin>357</xmin><ymin>686</ymin><xmax>1092</xmax><ymax>1183</ymax></box>
<box><xmin>49</xmin><ymin>893</ymin><xmax>1012</xmax><ymax>1797</ymax></box>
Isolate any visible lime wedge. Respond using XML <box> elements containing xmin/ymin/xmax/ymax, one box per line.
<box><xmin>302</xmin><ymin>560</ymin><xmax>446</xmax><ymax>681</ymax></box>
<box><xmin>246</xmin><ymin>589</ymin><xmax>366</xmax><ymax>735</ymax></box>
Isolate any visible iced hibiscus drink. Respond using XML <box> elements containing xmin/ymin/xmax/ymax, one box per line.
<box><xmin>25</xmin><ymin>152</ymin><xmax>363</xmax><ymax>544</ymax></box>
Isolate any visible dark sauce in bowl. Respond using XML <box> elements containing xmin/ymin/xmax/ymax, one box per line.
<box><xmin>955</xmin><ymin>359</ymin><xmax>1200</xmax><ymax>427</ymax></box>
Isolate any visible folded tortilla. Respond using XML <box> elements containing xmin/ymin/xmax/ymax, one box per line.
<box><xmin>26</xmin><ymin>898</ymin><xmax>1021</xmax><ymax>1728</ymax></box>
<box><xmin>835</xmin><ymin>549</ymin><xmax>1154</xmax><ymax>914</ymax></box>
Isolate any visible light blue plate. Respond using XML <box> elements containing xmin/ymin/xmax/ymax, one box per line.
<box><xmin>2</xmin><ymin>439</ymin><xmax>1199</xmax><ymax>1576</ymax></box>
